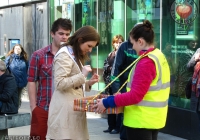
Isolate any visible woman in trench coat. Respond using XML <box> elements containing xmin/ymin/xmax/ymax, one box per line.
<box><xmin>46</xmin><ymin>26</ymin><xmax>100</xmax><ymax>139</ymax></box>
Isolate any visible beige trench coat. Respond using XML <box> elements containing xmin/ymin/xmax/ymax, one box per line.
<box><xmin>46</xmin><ymin>50</ymin><xmax>91</xmax><ymax>139</ymax></box>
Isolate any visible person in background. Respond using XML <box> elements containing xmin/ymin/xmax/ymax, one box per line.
<box><xmin>187</xmin><ymin>43</ymin><xmax>200</xmax><ymax>131</ymax></box>
<box><xmin>187</xmin><ymin>39</ymin><xmax>199</xmax><ymax>71</ymax></box>
<box><xmin>102</xmin><ymin>34</ymin><xmax>124</xmax><ymax>134</ymax></box>
<box><xmin>93</xmin><ymin>20</ymin><xmax>170</xmax><ymax>140</ymax></box>
<box><xmin>46</xmin><ymin>26</ymin><xmax>100</xmax><ymax>139</ymax></box>
<box><xmin>0</xmin><ymin>60</ymin><xmax>18</xmax><ymax>114</ymax></box>
<box><xmin>27</xmin><ymin>18</ymin><xmax>72</xmax><ymax>140</ymax></box>
<box><xmin>5</xmin><ymin>44</ymin><xmax>28</xmax><ymax>108</ymax></box>
<box><xmin>173</xmin><ymin>38</ymin><xmax>199</xmax><ymax>98</ymax></box>
<box><xmin>110</xmin><ymin>37</ymin><xmax>138</xmax><ymax>140</ymax></box>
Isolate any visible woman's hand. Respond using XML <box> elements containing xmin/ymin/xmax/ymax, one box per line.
<box><xmin>89</xmin><ymin>73</ymin><xmax>99</xmax><ymax>86</ymax></box>
<box><xmin>82</xmin><ymin>65</ymin><xmax>92</xmax><ymax>77</ymax></box>
<box><xmin>92</xmin><ymin>99</ymin><xmax>106</xmax><ymax>114</ymax></box>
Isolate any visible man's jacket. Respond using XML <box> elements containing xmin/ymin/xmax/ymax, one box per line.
<box><xmin>111</xmin><ymin>39</ymin><xmax>138</xmax><ymax>93</ymax></box>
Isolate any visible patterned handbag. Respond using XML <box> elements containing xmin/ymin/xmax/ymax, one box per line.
<box><xmin>74</xmin><ymin>94</ymin><xmax>124</xmax><ymax>114</ymax></box>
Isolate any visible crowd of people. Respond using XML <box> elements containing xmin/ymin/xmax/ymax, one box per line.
<box><xmin>0</xmin><ymin>18</ymin><xmax>199</xmax><ymax>140</ymax></box>
<box><xmin>0</xmin><ymin>43</ymin><xmax>28</xmax><ymax>114</ymax></box>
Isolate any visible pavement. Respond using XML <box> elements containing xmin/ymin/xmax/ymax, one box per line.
<box><xmin>8</xmin><ymin>99</ymin><xmax>187</xmax><ymax>140</ymax></box>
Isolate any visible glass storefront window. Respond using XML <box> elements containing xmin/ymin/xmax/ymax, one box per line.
<box><xmin>64</xmin><ymin>0</ymin><xmax>126</xmax><ymax>91</ymax></box>
<box><xmin>162</xmin><ymin>0</ymin><xmax>199</xmax><ymax>109</ymax></box>
<box><xmin>74</xmin><ymin>0</ymin><xmax>99</xmax><ymax>89</ymax></box>
<box><xmin>126</xmin><ymin>0</ymin><xmax>161</xmax><ymax>48</ymax></box>
<box><xmin>54</xmin><ymin>0</ymin><xmax>63</xmax><ymax>19</ymax></box>
<box><xmin>120</xmin><ymin>0</ymin><xmax>197</xmax><ymax>110</ymax></box>
<box><xmin>50</xmin><ymin>0</ymin><xmax>200</xmax><ymax>110</ymax></box>
<box><xmin>74</xmin><ymin>0</ymin><xmax>97</xmax><ymax>30</ymax></box>
<box><xmin>53</xmin><ymin>0</ymin><xmax>74</xmax><ymax>26</ymax></box>
<box><xmin>97</xmin><ymin>0</ymin><xmax>125</xmax><ymax>90</ymax></box>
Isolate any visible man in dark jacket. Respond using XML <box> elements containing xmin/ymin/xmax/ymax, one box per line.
<box><xmin>110</xmin><ymin>38</ymin><xmax>138</xmax><ymax>140</ymax></box>
<box><xmin>0</xmin><ymin>60</ymin><xmax>18</xmax><ymax>114</ymax></box>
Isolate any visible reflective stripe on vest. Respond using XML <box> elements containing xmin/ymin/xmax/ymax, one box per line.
<box><xmin>126</xmin><ymin>53</ymin><xmax>170</xmax><ymax>108</ymax></box>
<box><xmin>136</xmin><ymin>99</ymin><xmax>168</xmax><ymax>108</ymax></box>
<box><xmin>124</xmin><ymin>49</ymin><xmax>170</xmax><ymax>129</ymax></box>
<box><xmin>127</xmin><ymin>54</ymin><xmax>170</xmax><ymax>91</ymax></box>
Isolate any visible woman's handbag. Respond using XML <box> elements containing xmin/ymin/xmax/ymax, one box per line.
<box><xmin>74</xmin><ymin>94</ymin><xmax>124</xmax><ymax>114</ymax></box>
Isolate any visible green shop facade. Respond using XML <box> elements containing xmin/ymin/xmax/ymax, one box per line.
<box><xmin>51</xmin><ymin>0</ymin><xmax>200</xmax><ymax>139</ymax></box>
<box><xmin>50</xmin><ymin>0</ymin><xmax>200</xmax><ymax>139</ymax></box>
<box><xmin>0</xmin><ymin>0</ymin><xmax>199</xmax><ymax>139</ymax></box>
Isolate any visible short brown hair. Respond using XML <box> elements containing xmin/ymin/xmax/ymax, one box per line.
<box><xmin>51</xmin><ymin>18</ymin><xmax>72</xmax><ymax>34</ymax></box>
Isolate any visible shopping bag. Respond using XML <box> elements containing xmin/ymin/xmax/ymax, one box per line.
<box><xmin>74</xmin><ymin>94</ymin><xmax>123</xmax><ymax>114</ymax></box>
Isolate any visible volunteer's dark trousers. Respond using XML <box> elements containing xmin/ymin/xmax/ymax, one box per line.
<box><xmin>119</xmin><ymin>113</ymin><xmax>127</xmax><ymax>140</ymax></box>
<box><xmin>126</xmin><ymin>127</ymin><xmax>159</xmax><ymax>140</ymax></box>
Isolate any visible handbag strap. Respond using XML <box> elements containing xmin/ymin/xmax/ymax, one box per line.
<box><xmin>117</xmin><ymin>80</ymin><xmax>128</xmax><ymax>93</ymax></box>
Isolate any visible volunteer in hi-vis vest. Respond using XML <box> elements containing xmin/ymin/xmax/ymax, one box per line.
<box><xmin>93</xmin><ymin>20</ymin><xmax>170</xmax><ymax>140</ymax></box>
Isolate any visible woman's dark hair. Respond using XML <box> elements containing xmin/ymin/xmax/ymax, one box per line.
<box><xmin>63</xmin><ymin>26</ymin><xmax>100</xmax><ymax>69</ymax></box>
<box><xmin>6</xmin><ymin>44</ymin><xmax>28</xmax><ymax>61</ymax></box>
<box><xmin>129</xmin><ymin>20</ymin><xmax>154</xmax><ymax>44</ymax></box>
<box><xmin>51</xmin><ymin>18</ymin><xmax>72</xmax><ymax>34</ymax></box>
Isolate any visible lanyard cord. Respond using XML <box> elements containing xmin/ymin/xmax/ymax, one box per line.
<box><xmin>84</xmin><ymin>54</ymin><xmax>145</xmax><ymax>111</ymax></box>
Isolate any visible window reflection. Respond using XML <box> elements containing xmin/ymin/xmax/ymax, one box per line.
<box><xmin>52</xmin><ymin>0</ymin><xmax>200</xmax><ymax>109</ymax></box>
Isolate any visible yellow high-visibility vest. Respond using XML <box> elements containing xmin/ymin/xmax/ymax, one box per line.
<box><xmin>124</xmin><ymin>48</ymin><xmax>170</xmax><ymax>129</ymax></box>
